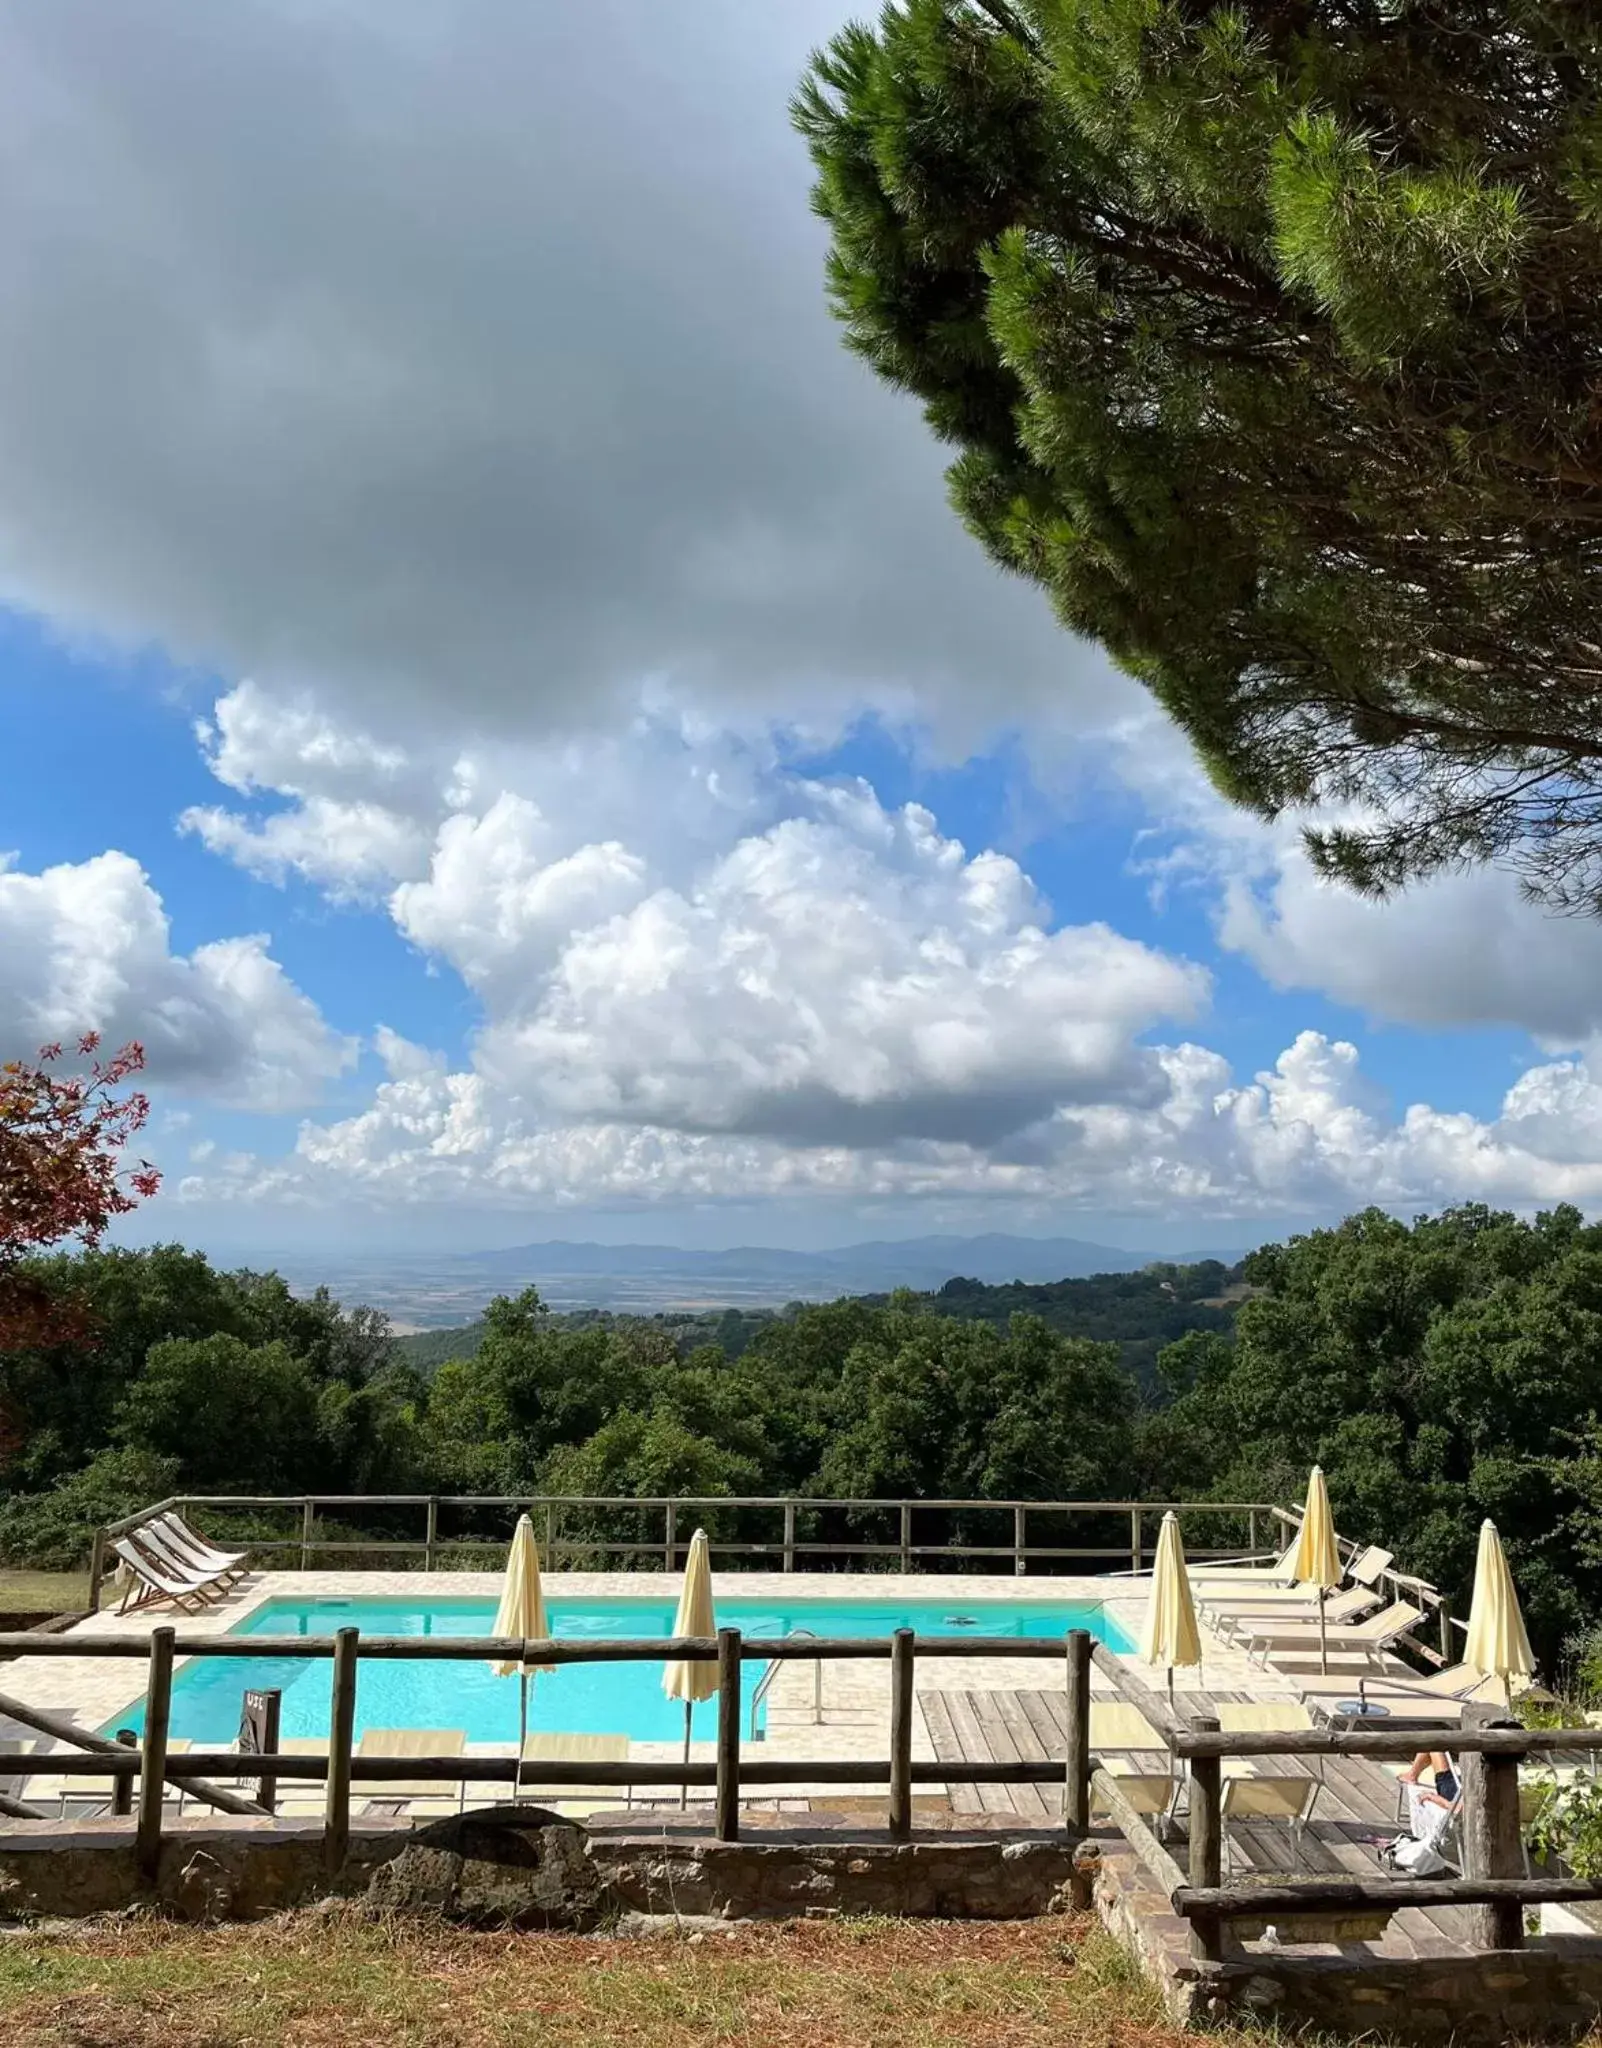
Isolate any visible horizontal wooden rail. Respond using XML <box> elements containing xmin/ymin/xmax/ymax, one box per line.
<box><xmin>1091</xmin><ymin>1766</ymin><xmax>1186</xmax><ymax>1895</ymax></box>
<box><xmin>161</xmin><ymin>1494</ymin><xmax>1277</xmax><ymax>1514</ymax></box>
<box><xmin>0</xmin><ymin>1752</ymin><xmax>1073</xmax><ymax>1789</ymax></box>
<box><xmin>0</xmin><ymin>1631</ymin><xmax>1084</xmax><ymax>1663</ymax></box>
<box><xmin>1176</xmin><ymin>1876</ymin><xmax>1602</xmax><ymax>1918</ymax></box>
<box><xmin>92</xmin><ymin>1491</ymin><xmax>1289</xmax><ymax>1608</ymax></box>
<box><xmin>1172</xmin><ymin>1725</ymin><xmax>1602</xmax><ymax>1761</ymax></box>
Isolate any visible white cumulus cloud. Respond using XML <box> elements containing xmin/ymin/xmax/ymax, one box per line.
<box><xmin>0</xmin><ymin>848</ymin><xmax>355</xmax><ymax>1110</ymax></box>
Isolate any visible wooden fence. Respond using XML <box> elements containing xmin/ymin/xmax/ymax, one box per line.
<box><xmin>1122</xmin><ymin>1713</ymin><xmax>1602</xmax><ymax>1959</ymax></box>
<box><xmin>87</xmin><ymin>1493</ymin><xmax>1300</xmax><ymax>1613</ymax></box>
<box><xmin>0</xmin><ymin>1613</ymin><xmax>1589</xmax><ymax>1964</ymax></box>
<box><xmin>1</xmin><ymin>1618</ymin><xmax>1586</xmax><ymax>1963</ymax></box>
<box><xmin>0</xmin><ymin>1623</ymin><xmax>1098</xmax><ymax>1882</ymax></box>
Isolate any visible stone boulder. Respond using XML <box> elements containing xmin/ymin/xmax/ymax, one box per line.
<box><xmin>363</xmin><ymin>1804</ymin><xmax>615</xmax><ymax>1929</ymax></box>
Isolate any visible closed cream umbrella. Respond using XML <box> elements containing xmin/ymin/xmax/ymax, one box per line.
<box><xmin>1141</xmin><ymin>1510</ymin><xmax>1203</xmax><ymax>1708</ymax></box>
<box><xmin>663</xmin><ymin>1528</ymin><xmax>718</xmax><ymax>1810</ymax></box>
<box><xmin>1464</xmin><ymin>1518</ymin><xmax>1536</xmax><ymax>1704</ymax></box>
<box><xmin>490</xmin><ymin>1514</ymin><xmax>556</xmax><ymax>1798</ymax></box>
<box><xmin>1290</xmin><ymin>1466</ymin><xmax>1342</xmax><ymax>1675</ymax></box>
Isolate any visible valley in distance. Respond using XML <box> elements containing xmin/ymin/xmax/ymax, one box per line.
<box><xmin>269</xmin><ymin>1231</ymin><xmax>1255</xmax><ymax>1332</ymax></box>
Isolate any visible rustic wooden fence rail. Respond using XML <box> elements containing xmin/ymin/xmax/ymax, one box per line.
<box><xmin>88</xmin><ymin>1494</ymin><xmax>1300</xmax><ymax>1612</ymax></box>
<box><xmin>0</xmin><ymin>1624</ymin><xmax>1103</xmax><ymax>1881</ymax></box>
<box><xmin>1153</xmin><ymin>1715</ymin><xmax>1602</xmax><ymax>1959</ymax></box>
<box><xmin>0</xmin><ymin>1611</ymin><xmax>1586</xmax><ymax>1963</ymax></box>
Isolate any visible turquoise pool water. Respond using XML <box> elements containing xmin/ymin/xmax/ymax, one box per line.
<box><xmin>109</xmin><ymin>1595</ymin><xmax>1131</xmax><ymax>1745</ymax></box>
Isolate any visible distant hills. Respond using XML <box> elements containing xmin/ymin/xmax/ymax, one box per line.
<box><xmin>391</xmin><ymin>1250</ymin><xmax>1251</xmax><ymax>1386</ymax></box>
<box><xmin>433</xmin><ymin>1231</ymin><xmax>1251</xmax><ymax>1293</ymax></box>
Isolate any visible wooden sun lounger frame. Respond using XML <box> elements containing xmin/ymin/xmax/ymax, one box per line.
<box><xmin>112</xmin><ymin>1534</ymin><xmax>227</xmax><ymax>1614</ymax></box>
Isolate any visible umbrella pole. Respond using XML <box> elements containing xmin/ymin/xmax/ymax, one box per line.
<box><xmin>516</xmin><ymin>1671</ymin><xmax>527</xmax><ymax>1801</ymax></box>
<box><xmin>681</xmin><ymin>1700</ymin><xmax>692</xmax><ymax>1812</ymax></box>
<box><xmin>1318</xmin><ymin>1587</ymin><xmax>1329</xmax><ymax>1677</ymax></box>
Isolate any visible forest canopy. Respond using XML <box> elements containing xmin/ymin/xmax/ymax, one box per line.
<box><xmin>5</xmin><ymin>1206</ymin><xmax>1602</xmax><ymax>1661</ymax></box>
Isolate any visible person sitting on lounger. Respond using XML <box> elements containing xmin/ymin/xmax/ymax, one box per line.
<box><xmin>1379</xmin><ymin>1751</ymin><xmax>1459</xmax><ymax>1872</ymax></box>
<box><xmin>1409</xmin><ymin>1753</ymin><xmax>1458</xmax><ymax>1818</ymax></box>
<box><xmin>1401</xmin><ymin>1750</ymin><xmax>1459</xmax><ymax>1825</ymax></box>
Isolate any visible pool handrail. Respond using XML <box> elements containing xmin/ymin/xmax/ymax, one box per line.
<box><xmin>751</xmin><ymin>1627</ymin><xmax>821</xmax><ymax>1739</ymax></box>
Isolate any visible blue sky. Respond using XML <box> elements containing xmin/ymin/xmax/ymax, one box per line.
<box><xmin>1</xmin><ymin>1</ymin><xmax>1598</xmax><ymax>1262</ymax></box>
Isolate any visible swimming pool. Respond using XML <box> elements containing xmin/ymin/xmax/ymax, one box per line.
<box><xmin>109</xmin><ymin>1595</ymin><xmax>1132</xmax><ymax>1745</ymax></box>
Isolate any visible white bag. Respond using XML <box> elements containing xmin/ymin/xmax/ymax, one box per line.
<box><xmin>1391</xmin><ymin>1832</ymin><xmax>1449</xmax><ymax>1876</ymax></box>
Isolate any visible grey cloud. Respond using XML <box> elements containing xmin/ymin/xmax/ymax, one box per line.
<box><xmin>0</xmin><ymin>0</ymin><xmax>1118</xmax><ymax>742</ymax></box>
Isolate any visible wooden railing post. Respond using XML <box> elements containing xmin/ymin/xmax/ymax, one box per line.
<box><xmin>1129</xmin><ymin>1508</ymin><xmax>1143</xmax><ymax>1574</ymax></box>
<box><xmin>664</xmin><ymin>1500</ymin><xmax>677</xmax><ymax>1573</ymax></box>
<box><xmin>715</xmin><ymin>1628</ymin><xmax>741</xmax><ymax>1842</ymax></box>
<box><xmin>299</xmin><ymin>1498</ymin><xmax>315</xmax><ymax>1571</ymax></box>
<box><xmin>545</xmin><ymin>1501</ymin><xmax>557</xmax><ymax>1569</ymax></box>
<box><xmin>324</xmin><ymin>1626</ymin><xmax>359</xmax><ymax>1873</ymax></box>
<box><xmin>1247</xmin><ymin>1508</ymin><xmax>1258</xmax><ymax>1556</ymax></box>
<box><xmin>255</xmin><ymin>1690</ymin><xmax>282</xmax><ymax>1816</ymax></box>
<box><xmin>1187</xmin><ymin>1715</ymin><xmax>1223</xmax><ymax>1961</ymax></box>
<box><xmin>1462</xmin><ymin>1716</ymin><xmax>1524</xmax><ymax>1949</ymax></box>
<box><xmin>424</xmin><ymin>1497</ymin><xmax>439</xmax><ymax>1572</ymax></box>
<box><xmin>112</xmin><ymin>1728</ymin><xmax>137</xmax><ymax>1818</ymax></box>
<box><xmin>783</xmin><ymin>1500</ymin><xmax>796</xmax><ymax>1574</ymax></box>
<box><xmin>889</xmin><ymin>1628</ymin><xmax>915</xmax><ymax>1840</ymax></box>
<box><xmin>1014</xmin><ymin>1506</ymin><xmax>1027</xmax><ymax>1578</ymax></box>
<box><xmin>899</xmin><ymin>1502</ymin><xmax>912</xmax><ymax>1573</ymax></box>
<box><xmin>1063</xmin><ymin>1629</ymin><xmax>1091</xmax><ymax>1831</ymax></box>
<box><xmin>87</xmin><ymin>1528</ymin><xmax>107</xmax><ymax>1616</ymax></box>
<box><xmin>135</xmin><ymin>1626</ymin><xmax>175</xmax><ymax>1884</ymax></box>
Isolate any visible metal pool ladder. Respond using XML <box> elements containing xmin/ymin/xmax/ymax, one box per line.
<box><xmin>750</xmin><ymin>1628</ymin><xmax>822</xmax><ymax>1739</ymax></box>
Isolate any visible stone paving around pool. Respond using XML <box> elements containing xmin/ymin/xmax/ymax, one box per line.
<box><xmin>0</xmin><ymin>1569</ymin><xmax>1418</xmax><ymax>1821</ymax></box>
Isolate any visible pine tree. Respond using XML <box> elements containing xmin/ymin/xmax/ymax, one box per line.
<box><xmin>795</xmin><ymin>2</ymin><xmax>1602</xmax><ymax>906</ymax></box>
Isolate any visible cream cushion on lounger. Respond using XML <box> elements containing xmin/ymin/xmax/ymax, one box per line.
<box><xmin>358</xmin><ymin>1728</ymin><xmax>465</xmax><ymax>1818</ymax></box>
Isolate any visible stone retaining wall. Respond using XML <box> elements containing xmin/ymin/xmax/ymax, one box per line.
<box><xmin>0</xmin><ymin>1809</ymin><xmax>1082</xmax><ymax>1927</ymax></box>
<box><xmin>1088</xmin><ymin>1830</ymin><xmax>1602</xmax><ymax>2044</ymax></box>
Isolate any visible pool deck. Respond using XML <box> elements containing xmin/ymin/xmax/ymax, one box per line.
<box><xmin>0</xmin><ymin>1568</ymin><xmax>1424</xmax><ymax>1818</ymax></box>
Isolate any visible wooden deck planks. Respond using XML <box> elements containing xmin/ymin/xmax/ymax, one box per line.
<box><xmin>919</xmin><ymin>1685</ymin><xmax>1474</xmax><ymax>1955</ymax></box>
<box><xmin>917</xmin><ymin>1691</ymin><xmax>985</xmax><ymax>1815</ymax></box>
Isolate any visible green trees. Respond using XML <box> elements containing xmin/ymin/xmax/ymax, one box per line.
<box><xmin>796</xmin><ymin>3</ymin><xmax>1602</xmax><ymax>907</ymax></box>
<box><xmin>0</xmin><ymin>1246</ymin><xmax>424</xmax><ymax>1561</ymax></box>
<box><xmin>815</xmin><ymin>1301</ymin><xmax>1135</xmax><ymax>1500</ymax></box>
<box><xmin>1141</xmin><ymin>1206</ymin><xmax>1602</xmax><ymax>1655</ymax></box>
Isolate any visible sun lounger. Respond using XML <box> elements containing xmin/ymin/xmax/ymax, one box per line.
<box><xmin>1221</xmin><ymin>1768</ymin><xmax>1319</xmax><ymax>1871</ymax></box>
<box><xmin>127</xmin><ymin>1520</ymin><xmax>240</xmax><ymax>1598</ymax></box>
<box><xmin>1088</xmin><ymin>1700</ymin><xmax>1166</xmax><ymax>1751</ymax></box>
<box><xmin>112</xmin><ymin>1534</ymin><xmax>226</xmax><ymax>1614</ymax></box>
<box><xmin>357</xmin><ymin>1728</ymin><xmax>466</xmax><ymax>1818</ymax></box>
<box><xmin>1239</xmin><ymin>1600</ymin><xmax>1427</xmax><ymax>1671</ymax></box>
<box><xmin>1216</xmin><ymin>1701</ymin><xmax>1324</xmax><ymax>1824</ymax></box>
<box><xmin>152</xmin><ymin>1512</ymin><xmax>250</xmax><ymax>1585</ymax></box>
<box><xmin>1183</xmin><ymin>1538</ymin><xmax>1302</xmax><ymax>1589</ymax></box>
<box><xmin>1210</xmin><ymin>1584</ymin><xmax>1382</xmax><ymax>1639</ymax></box>
<box><xmin>516</xmin><ymin>1732</ymin><xmax>632</xmax><ymax>1811</ymax></box>
<box><xmin>269</xmin><ymin>1736</ymin><xmax>332</xmax><ymax>1817</ymax></box>
<box><xmin>1199</xmin><ymin>1545</ymin><xmax>1393</xmax><ymax>1626</ymax></box>
<box><xmin>1304</xmin><ymin>1662</ymin><xmax>1505</xmax><ymax>1724</ymax></box>
<box><xmin>1090</xmin><ymin>1770</ymin><xmax>1178</xmax><ymax>1820</ymax></box>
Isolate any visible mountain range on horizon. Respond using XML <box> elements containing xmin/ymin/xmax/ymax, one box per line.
<box><xmin>446</xmin><ymin>1231</ymin><xmax>1253</xmax><ymax>1285</ymax></box>
<box><xmin>270</xmin><ymin>1230</ymin><xmax>1258</xmax><ymax>1328</ymax></box>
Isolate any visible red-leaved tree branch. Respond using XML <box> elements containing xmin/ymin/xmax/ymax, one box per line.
<box><xmin>0</xmin><ymin>1034</ymin><xmax>162</xmax><ymax>1353</ymax></box>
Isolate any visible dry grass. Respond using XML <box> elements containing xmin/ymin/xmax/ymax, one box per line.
<box><xmin>0</xmin><ymin>1572</ymin><xmax>90</xmax><ymax>1615</ymax></box>
<box><xmin>0</xmin><ymin>1910</ymin><xmax>1256</xmax><ymax>2048</ymax></box>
